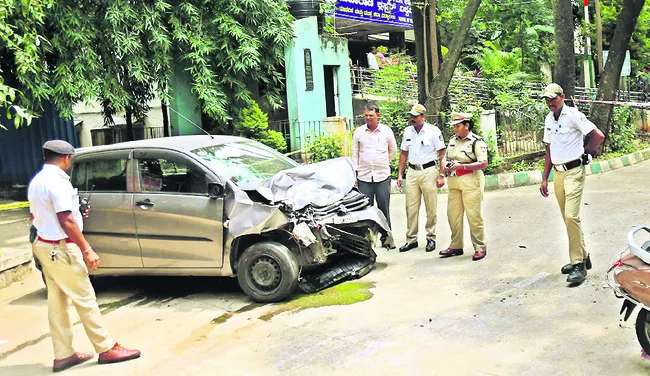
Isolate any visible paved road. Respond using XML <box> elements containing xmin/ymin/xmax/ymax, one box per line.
<box><xmin>1</xmin><ymin>160</ymin><xmax>650</xmax><ymax>375</ymax></box>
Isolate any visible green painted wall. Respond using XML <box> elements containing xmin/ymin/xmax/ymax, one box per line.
<box><xmin>284</xmin><ymin>17</ymin><xmax>354</xmax><ymax>151</ymax></box>
<box><xmin>169</xmin><ymin>62</ymin><xmax>203</xmax><ymax>136</ymax></box>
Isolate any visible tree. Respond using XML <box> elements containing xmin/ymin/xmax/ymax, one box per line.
<box><xmin>1</xmin><ymin>0</ymin><xmax>293</xmax><ymax>135</ymax></box>
<box><xmin>590</xmin><ymin>0</ymin><xmax>646</xmax><ymax>136</ymax></box>
<box><xmin>0</xmin><ymin>0</ymin><xmax>52</xmax><ymax>128</ymax></box>
<box><xmin>425</xmin><ymin>0</ymin><xmax>482</xmax><ymax>114</ymax></box>
<box><xmin>551</xmin><ymin>0</ymin><xmax>577</xmax><ymax>98</ymax></box>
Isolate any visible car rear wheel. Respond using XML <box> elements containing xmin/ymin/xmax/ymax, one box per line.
<box><xmin>237</xmin><ymin>241</ymin><xmax>299</xmax><ymax>303</ymax></box>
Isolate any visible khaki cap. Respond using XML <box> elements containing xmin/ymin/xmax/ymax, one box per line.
<box><xmin>541</xmin><ymin>83</ymin><xmax>564</xmax><ymax>99</ymax></box>
<box><xmin>43</xmin><ymin>140</ymin><xmax>75</xmax><ymax>155</ymax></box>
<box><xmin>408</xmin><ymin>104</ymin><xmax>427</xmax><ymax>116</ymax></box>
<box><xmin>450</xmin><ymin>112</ymin><xmax>473</xmax><ymax>125</ymax></box>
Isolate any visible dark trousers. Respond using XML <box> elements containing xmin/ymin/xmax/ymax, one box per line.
<box><xmin>357</xmin><ymin>177</ymin><xmax>392</xmax><ymax>229</ymax></box>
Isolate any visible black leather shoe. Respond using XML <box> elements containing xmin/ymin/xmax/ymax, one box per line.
<box><xmin>399</xmin><ymin>242</ymin><xmax>418</xmax><ymax>252</ymax></box>
<box><xmin>561</xmin><ymin>254</ymin><xmax>592</xmax><ymax>274</ymax></box>
<box><xmin>567</xmin><ymin>262</ymin><xmax>587</xmax><ymax>284</ymax></box>
<box><xmin>439</xmin><ymin>248</ymin><xmax>463</xmax><ymax>258</ymax></box>
<box><xmin>425</xmin><ymin>239</ymin><xmax>436</xmax><ymax>253</ymax></box>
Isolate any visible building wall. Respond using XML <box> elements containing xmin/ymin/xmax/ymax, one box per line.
<box><xmin>73</xmin><ymin>99</ymin><xmax>165</xmax><ymax>147</ymax></box>
<box><xmin>285</xmin><ymin>16</ymin><xmax>354</xmax><ymax>150</ymax></box>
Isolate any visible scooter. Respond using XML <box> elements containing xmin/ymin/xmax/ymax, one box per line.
<box><xmin>605</xmin><ymin>225</ymin><xmax>650</xmax><ymax>354</ymax></box>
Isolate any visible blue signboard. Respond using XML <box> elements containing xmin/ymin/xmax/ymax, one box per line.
<box><xmin>335</xmin><ymin>0</ymin><xmax>413</xmax><ymax>28</ymax></box>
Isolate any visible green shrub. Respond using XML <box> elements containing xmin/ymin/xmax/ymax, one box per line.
<box><xmin>606</xmin><ymin>105</ymin><xmax>636</xmax><ymax>154</ymax></box>
<box><xmin>233</xmin><ymin>101</ymin><xmax>287</xmax><ymax>152</ymax></box>
<box><xmin>306</xmin><ymin>134</ymin><xmax>343</xmax><ymax>163</ymax></box>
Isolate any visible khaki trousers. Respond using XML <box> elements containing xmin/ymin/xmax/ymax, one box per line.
<box><xmin>32</xmin><ymin>240</ymin><xmax>114</xmax><ymax>359</ymax></box>
<box><xmin>447</xmin><ymin>170</ymin><xmax>486</xmax><ymax>252</ymax></box>
<box><xmin>553</xmin><ymin>166</ymin><xmax>587</xmax><ymax>264</ymax></box>
<box><xmin>405</xmin><ymin>166</ymin><xmax>439</xmax><ymax>243</ymax></box>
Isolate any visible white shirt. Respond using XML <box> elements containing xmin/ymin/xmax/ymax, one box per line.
<box><xmin>543</xmin><ymin>105</ymin><xmax>597</xmax><ymax>164</ymax></box>
<box><xmin>367</xmin><ymin>52</ymin><xmax>379</xmax><ymax>70</ymax></box>
<box><xmin>28</xmin><ymin>164</ymin><xmax>83</xmax><ymax>240</ymax></box>
<box><xmin>352</xmin><ymin>123</ymin><xmax>397</xmax><ymax>182</ymax></box>
<box><xmin>400</xmin><ymin>122</ymin><xmax>446</xmax><ymax>164</ymax></box>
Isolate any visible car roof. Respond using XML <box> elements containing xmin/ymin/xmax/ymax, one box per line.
<box><xmin>75</xmin><ymin>135</ymin><xmax>249</xmax><ymax>155</ymax></box>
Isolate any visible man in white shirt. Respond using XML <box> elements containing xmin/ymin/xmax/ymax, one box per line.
<box><xmin>28</xmin><ymin>140</ymin><xmax>140</xmax><ymax>372</ymax></box>
<box><xmin>539</xmin><ymin>83</ymin><xmax>605</xmax><ymax>285</ymax></box>
<box><xmin>396</xmin><ymin>104</ymin><xmax>447</xmax><ymax>253</ymax></box>
<box><xmin>367</xmin><ymin>47</ymin><xmax>381</xmax><ymax>70</ymax></box>
<box><xmin>352</xmin><ymin>103</ymin><xmax>398</xmax><ymax>247</ymax></box>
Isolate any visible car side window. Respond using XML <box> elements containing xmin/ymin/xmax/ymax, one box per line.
<box><xmin>75</xmin><ymin>159</ymin><xmax>128</xmax><ymax>192</ymax></box>
<box><xmin>71</xmin><ymin>163</ymin><xmax>87</xmax><ymax>190</ymax></box>
<box><xmin>138</xmin><ymin>157</ymin><xmax>207</xmax><ymax>194</ymax></box>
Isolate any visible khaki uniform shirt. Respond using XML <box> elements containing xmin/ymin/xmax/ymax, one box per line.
<box><xmin>447</xmin><ymin>132</ymin><xmax>488</xmax><ymax>164</ymax></box>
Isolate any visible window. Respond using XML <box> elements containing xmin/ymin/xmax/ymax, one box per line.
<box><xmin>72</xmin><ymin>159</ymin><xmax>128</xmax><ymax>192</ymax></box>
<box><xmin>138</xmin><ymin>158</ymin><xmax>206</xmax><ymax>194</ymax></box>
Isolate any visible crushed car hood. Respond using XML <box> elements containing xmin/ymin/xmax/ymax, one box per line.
<box><xmin>252</xmin><ymin>157</ymin><xmax>357</xmax><ymax>210</ymax></box>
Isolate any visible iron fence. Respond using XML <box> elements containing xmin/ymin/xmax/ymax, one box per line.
<box><xmin>91</xmin><ymin>126</ymin><xmax>165</xmax><ymax>146</ymax></box>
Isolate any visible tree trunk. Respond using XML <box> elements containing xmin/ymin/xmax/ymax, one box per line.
<box><xmin>551</xmin><ymin>0</ymin><xmax>576</xmax><ymax>99</ymax></box>
<box><xmin>428</xmin><ymin>0</ymin><xmax>440</xmax><ymax>76</ymax></box>
<box><xmin>414</xmin><ymin>6</ymin><xmax>428</xmax><ymax>105</ymax></box>
<box><xmin>426</xmin><ymin>0</ymin><xmax>482</xmax><ymax>115</ymax></box>
<box><xmin>595</xmin><ymin>0</ymin><xmax>604</xmax><ymax>77</ymax></box>
<box><xmin>162</xmin><ymin>100</ymin><xmax>170</xmax><ymax>137</ymax></box>
<box><xmin>125</xmin><ymin>105</ymin><xmax>135</xmax><ymax>141</ymax></box>
<box><xmin>414</xmin><ymin>2</ymin><xmax>442</xmax><ymax>105</ymax></box>
<box><xmin>589</xmin><ymin>0</ymin><xmax>646</xmax><ymax>136</ymax></box>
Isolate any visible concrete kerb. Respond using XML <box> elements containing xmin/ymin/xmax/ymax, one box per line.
<box><xmin>390</xmin><ymin>147</ymin><xmax>650</xmax><ymax>194</ymax></box>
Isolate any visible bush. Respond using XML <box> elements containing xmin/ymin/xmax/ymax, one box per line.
<box><xmin>233</xmin><ymin>101</ymin><xmax>287</xmax><ymax>152</ymax></box>
<box><xmin>606</xmin><ymin>105</ymin><xmax>636</xmax><ymax>154</ymax></box>
<box><xmin>306</xmin><ymin>134</ymin><xmax>343</xmax><ymax>163</ymax></box>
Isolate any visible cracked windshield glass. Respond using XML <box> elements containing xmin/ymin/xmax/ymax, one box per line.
<box><xmin>192</xmin><ymin>141</ymin><xmax>297</xmax><ymax>184</ymax></box>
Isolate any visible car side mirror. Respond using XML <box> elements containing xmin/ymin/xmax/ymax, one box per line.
<box><xmin>208</xmin><ymin>182</ymin><xmax>225</xmax><ymax>199</ymax></box>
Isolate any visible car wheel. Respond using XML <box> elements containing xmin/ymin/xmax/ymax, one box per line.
<box><xmin>237</xmin><ymin>241</ymin><xmax>299</xmax><ymax>303</ymax></box>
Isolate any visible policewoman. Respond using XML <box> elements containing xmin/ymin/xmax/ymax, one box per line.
<box><xmin>539</xmin><ymin>83</ymin><xmax>604</xmax><ymax>285</ymax></box>
<box><xmin>396</xmin><ymin>104</ymin><xmax>446</xmax><ymax>253</ymax></box>
<box><xmin>29</xmin><ymin>140</ymin><xmax>140</xmax><ymax>372</ymax></box>
<box><xmin>439</xmin><ymin>113</ymin><xmax>489</xmax><ymax>261</ymax></box>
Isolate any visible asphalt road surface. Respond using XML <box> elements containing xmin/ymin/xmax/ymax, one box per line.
<box><xmin>1</xmin><ymin>160</ymin><xmax>650</xmax><ymax>375</ymax></box>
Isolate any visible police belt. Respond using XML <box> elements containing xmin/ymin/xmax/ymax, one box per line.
<box><xmin>553</xmin><ymin>158</ymin><xmax>582</xmax><ymax>171</ymax></box>
<box><xmin>408</xmin><ymin>160</ymin><xmax>437</xmax><ymax>170</ymax></box>
<box><xmin>37</xmin><ymin>236</ymin><xmax>73</xmax><ymax>244</ymax></box>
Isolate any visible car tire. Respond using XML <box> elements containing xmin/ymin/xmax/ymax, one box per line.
<box><xmin>237</xmin><ymin>241</ymin><xmax>299</xmax><ymax>303</ymax></box>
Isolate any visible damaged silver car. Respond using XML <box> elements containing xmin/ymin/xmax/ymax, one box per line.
<box><xmin>66</xmin><ymin>135</ymin><xmax>392</xmax><ymax>302</ymax></box>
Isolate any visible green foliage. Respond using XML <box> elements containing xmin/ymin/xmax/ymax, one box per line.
<box><xmin>606</xmin><ymin>105</ymin><xmax>637</xmax><ymax>153</ymax></box>
<box><xmin>600</xmin><ymin>1</ymin><xmax>650</xmax><ymax>76</ymax></box>
<box><xmin>233</xmin><ymin>101</ymin><xmax>287</xmax><ymax>151</ymax></box>
<box><xmin>376</xmin><ymin>100</ymin><xmax>411</xmax><ymax>144</ymax></box>
<box><xmin>0</xmin><ymin>0</ymin><xmax>293</xmax><ymax>128</ymax></box>
<box><xmin>320</xmin><ymin>1</ymin><xmax>337</xmax><ymax>35</ymax></box>
<box><xmin>482</xmin><ymin>130</ymin><xmax>504</xmax><ymax>175</ymax></box>
<box><xmin>367</xmin><ymin>53</ymin><xmax>416</xmax><ymax>101</ymax></box>
<box><xmin>306</xmin><ymin>134</ymin><xmax>343</xmax><ymax>163</ymax></box>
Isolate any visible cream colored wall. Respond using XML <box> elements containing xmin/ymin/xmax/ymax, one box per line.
<box><xmin>73</xmin><ymin>98</ymin><xmax>164</xmax><ymax>147</ymax></box>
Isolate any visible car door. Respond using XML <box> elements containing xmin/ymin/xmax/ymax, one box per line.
<box><xmin>132</xmin><ymin>149</ymin><xmax>224</xmax><ymax>268</ymax></box>
<box><xmin>71</xmin><ymin>150</ymin><xmax>142</xmax><ymax>268</ymax></box>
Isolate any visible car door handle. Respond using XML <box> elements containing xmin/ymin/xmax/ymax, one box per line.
<box><xmin>135</xmin><ymin>199</ymin><xmax>154</xmax><ymax>207</ymax></box>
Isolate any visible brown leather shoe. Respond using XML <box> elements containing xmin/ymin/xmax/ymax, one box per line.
<box><xmin>53</xmin><ymin>352</ymin><xmax>94</xmax><ymax>373</ymax></box>
<box><xmin>98</xmin><ymin>343</ymin><xmax>141</xmax><ymax>364</ymax></box>
<box><xmin>439</xmin><ymin>248</ymin><xmax>463</xmax><ymax>258</ymax></box>
<box><xmin>472</xmin><ymin>250</ymin><xmax>487</xmax><ymax>261</ymax></box>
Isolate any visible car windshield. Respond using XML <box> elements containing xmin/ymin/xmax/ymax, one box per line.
<box><xmin>192</xmin><ymin>140</ymin><xmax>298</xmax><ymax>184</ymax></box>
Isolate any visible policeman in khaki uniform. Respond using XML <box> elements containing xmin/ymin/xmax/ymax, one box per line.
<box><xmin>29</xmin><ymin>140</ymin><xmax>141</xmax><ymax>372</ymax></box>
<box><xmin>439</xmin><ymin>113</ymin><xmax>489</xmax><ymax>261</ymax></box>
<box><xmin>396</xmin><ymin>104</ymin><xmax>446</xmax><ymax>253</ymax></box>
<box><xmin>539</xmin><ymin>83</ymin><xmax>605</xmax><ymax>285</ymax></box>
